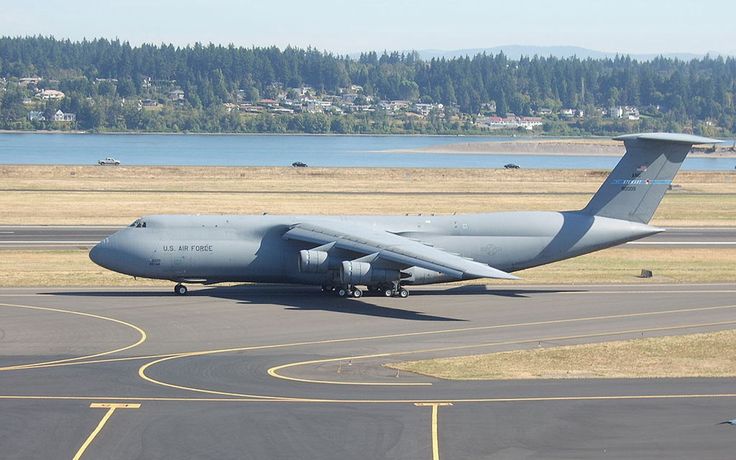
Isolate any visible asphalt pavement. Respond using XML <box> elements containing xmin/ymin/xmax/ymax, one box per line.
<box><xmin>2</xmin><ymin>283</ymin><xmax>736</xmax><ymax>459</ymax></box>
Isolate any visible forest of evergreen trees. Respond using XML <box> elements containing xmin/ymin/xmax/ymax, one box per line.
<box><xmin>0</xmin><ymin>36</ymin><xmax>734</xmax><ymax>135</ymax></box>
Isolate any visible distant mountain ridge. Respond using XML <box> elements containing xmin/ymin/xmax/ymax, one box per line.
<box><xmin>353</xmin><ymin>45</ymin><xmax>733</xmax><ymax>61</ymax></box>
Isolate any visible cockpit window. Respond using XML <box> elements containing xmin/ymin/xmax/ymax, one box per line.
<box><xmin>129</xmin><ymin>219</ymin><xmax>146</xmax><ymax>228</ymax></box>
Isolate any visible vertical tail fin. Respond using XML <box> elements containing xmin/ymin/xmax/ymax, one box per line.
<box><xmin>581</xmin><ymin>133</ymin><xmax>722</xmax><ymax>223</ymax></box>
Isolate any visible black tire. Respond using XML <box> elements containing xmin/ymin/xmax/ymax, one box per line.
<box><xmin>352</xmin><ymin>288</ymin><xmax>363</xmax><ymax>298</ymax></box>
<box><xmin>337</xmin><ymin>288</ymin><xmax>348</xmax><ymax>297</ymax></box>
<box><xmin>174</xmin><ymin>284</ymin><xmax>188</xmax><ymax>295</ymax></box>
<box><xmin>399</xmin><ymin>288</ymin><xmax>409</xmax><ymax>298</ymax></box>
<box><xmin>383</xmin><ymin>289</ymin><xmax>394</xmax><ymax>297</ymax></box>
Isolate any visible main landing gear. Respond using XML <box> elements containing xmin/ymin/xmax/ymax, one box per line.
<box><xmin>326</xmin><ymin>282</ymin><xmax>409</xmax><ymax>299</ymax></box>
<box><xmin>380</xmin><ymin>281</ymin><xmax>409</xmax><ymax>298</ymax></box>
<box><xmin>174</xmin><ymin>283</ymin><xmax>188</xmax><ymax>295</ymax></box>
<box><xmin>384</xmin><ymin>286</ymin><xmax>409</xmax><ymax>298</ymax></box>
<box><xmin>335</xmin><ymin>286</ymin><xmax>363</xmax><ymax>298</ymax></box>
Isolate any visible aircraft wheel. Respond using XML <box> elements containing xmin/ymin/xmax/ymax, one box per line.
<box><xmin>336</xmin><ymin>288</ymin><xmax>349</xmax><ymax>297</ymax></box>
<box><xmin>383</xmin><ymin>289</ymin><xmax>394</xmax><ymax>297</ymax></box>
<box><xmin>321</xmin><ymin>285</ymin><xmax>334</xmax><ymax>293</ymax></box>
<box><xmin>398</xmin><ymin>288</ymin><xmax>409</xmax><ymax>298</ymax></box>
<box><xmin>174</xmin><ymin>284</ymin><xmax>188</xmax><ymax>295</ymax></box>
<box><xmin>352</xmin><ymin>288</ymin><xmax>363</xmax><ymax>298</ymax></box>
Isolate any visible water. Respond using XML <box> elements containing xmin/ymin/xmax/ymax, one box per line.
<box><xmin>0</xmin><ymin>133</ymin><xmax>733</xmax><ymax>170</ymax></box>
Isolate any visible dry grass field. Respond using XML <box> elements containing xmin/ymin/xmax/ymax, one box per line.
<box><xmin>0</xmin><ymin>165</ymin><xmax>734</xmax><ymax>225</ymax></box>
<box><xmin>1</xmin><ymin>246</ymin><xmax>733</xmax><ymax>287</ymax></box>
<box><xmin>389</xmin><ymin>329</ymin><xmax>736</xmax><ymax>380</ymax></box>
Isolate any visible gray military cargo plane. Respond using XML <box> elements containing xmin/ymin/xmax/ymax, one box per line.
<box><xmin>90</xmin><ymin>133</ymin><xmax>721</xmax><ymax>298</ymax></box>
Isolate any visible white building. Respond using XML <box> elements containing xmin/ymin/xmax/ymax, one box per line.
<box><xmin>53</xmin><ymin>110</ymin><xmax>76</xmax><ymax>122</ymax></box>
<box><xmin>624</xmin><ymin>106</ymin><xmax>640</xmax><ymax>120</ymax></box>
<box><xmin>19</xmin><ymin>77</ymin><xmax>42</xmax><ymax>87</ymax></box>
<box><xmin>168</xmin><ymin>89</ymin><xmax>185</xmax><ymax>101</ymax></box>
<box><xmin>37</xmin><ymin>89</ymin><xmax>65</xmax><ymax>100</ymax></box>
<box><xmin>414</xmin><ymin>103</ymin><xmax>444</xmax><ymax>117</ymax></box>
<box><xmin>28</xmin><ymin>111</ymin><xmax>45</xmax><ymax>121</ymax></box>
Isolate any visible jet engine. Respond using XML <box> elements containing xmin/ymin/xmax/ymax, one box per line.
<box><xmin>298</xmin><ymin>250</ymin><xmax>329</xmax><ymax>273</ymax></box>
<box><xmin>340</xmin><ymin>261</ymin><xmax>399</xmax><ymax>285</ymax></box>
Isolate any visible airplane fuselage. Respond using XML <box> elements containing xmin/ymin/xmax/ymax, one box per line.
<box><xmin>90</xmin><ymin>211</ymin><xmax>660</xmax><ymax>286</ymax></box>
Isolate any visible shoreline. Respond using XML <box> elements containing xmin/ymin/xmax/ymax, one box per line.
<box><xmin>393</xmin><ymin>139</ymin><xmax>736</xmax><ymax>158</ymax></box>
<box><xmin>0</xmin><ymin>130</ymin><xmax>531</xmax><ymax>138</ymax></box>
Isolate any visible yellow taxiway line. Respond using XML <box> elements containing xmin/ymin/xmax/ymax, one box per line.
<box><xmin>266</xmin><ymin>318</ymin><xmax>736</xmax><ymax>387</ymax></box>
<box><xmin>415</xmin><ymin>403</ymin><xmax>452</xmax><ymax>460</ymax></box>
<box><xmin>267</xmin><ymin>353</ymin><xmax>433</xmax><ymax>386</ymax></box>
<box><xmin>4</xmin><ymin>392</ymin><xmax>736</xmax><ymax>405</ymax></box>
<box><xmin>4</xmin><ymin>301</ymin><xmax>735</xmax><ymax>373</ymax></box>
<box><xmin>72</xmin><ymin>403</ymin><xmax>140</xmax><ymax>460</ymax></box>
<box><xmin>135</xmin><ymin>303</ymin><xmax>736</xmax><ymax>398</ymax></box>
<box><xmin>0</xmin><ymin>302</ymin><xmax>147</xmax><ymax>372</ymax></box>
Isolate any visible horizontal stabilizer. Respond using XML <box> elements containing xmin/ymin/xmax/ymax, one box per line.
<box><xmin>612</xmin><ymin>133</ymin><xmax>723</xmax><ymax>144</ymax></box>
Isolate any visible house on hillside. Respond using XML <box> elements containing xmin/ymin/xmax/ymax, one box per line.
<box><xmin>53</xmin><ymin>110</ymin><xmax>76</xmax><ymax>122</ymax></box>
<box><xmin>168</xmin><ymin>89</ymin><xmax>185</xmax><ymax>101</ymax></box>
<box><xmin>413</xmin><ymin>103</ymin><xmax>444</xmax><ymax>117</ymax></box>
<box><xmin>19</xmin><ymin>77</ymin><xmax>42</xmax><ymax>87</ymax></box>
<box><xmin>140</xmin><ymin>99</ymin><xmax>158</xmax><ymax>108</ymax></box>
<box><xmin>624</xmin><ymin>106</ymin><xmax>640</xmax><ymax>120</ymax></box>
<box><xmin>36</xmin><ymin>89</ymin><xmax>65</xmax><ymax>100</ymax></box>
<box><xmin>28</xmin><ymin>111</ymin><xmax>45</xmax><ymax>121</ymax></box>
<box><xmin>222</xmin><ymin>103</ymin><xmax>239</xmax><ymax>113</ymax></box>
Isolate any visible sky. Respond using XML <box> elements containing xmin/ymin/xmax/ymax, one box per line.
<box><xmin>1</xmin><ymin>0</ymin><xmax>734</xmax><ymax>55</ymax></box>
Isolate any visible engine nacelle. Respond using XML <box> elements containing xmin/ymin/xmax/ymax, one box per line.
<box><xmin>340</xmin><ymin>261</ymin><xmax>399</xmax><ymax>285</ymax></box>
<box><xmin>401</xmin><ymin>267</ymin><xmax>453</xmax><ymax>285</ymax></box>
<box><xmin>299</xmin><ymin>250</ymin><xmax>329</xmax><ymax>273</ymax></box>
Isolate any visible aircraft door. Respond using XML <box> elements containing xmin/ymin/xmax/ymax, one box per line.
<box><xmin>171</xmin><ymin>253</ymin><xmax>189</xmax><ymax>277</ymax></box>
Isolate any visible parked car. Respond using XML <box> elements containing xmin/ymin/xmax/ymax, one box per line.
<box><xmin>504</xmin><ymin>163</ymin><xmax>520</xmax><ymax>169</ymax></box>
<box><xmin>98</xmin><ymin>157</ymin><xmax>121</xmax><ymax>166</ymax></box>
<box><xmin>292</xmin><ymin>161</ymin><xmax>308</xmax><ymax>168</ymax></box>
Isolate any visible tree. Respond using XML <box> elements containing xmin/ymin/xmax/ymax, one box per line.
<box><xmin>77</xmin><ymin>99</ymin><xmax>103</xmax><ymax>130</ymax></box>
<box><xmin>0</xmin><ymin>36</ymin><xmax>733</xmax><ymax>135</ymax></box>
<box><xmin>496</xmin><ymin>90</ymin><xmax>508</xmax><ymax>117</ymax></box>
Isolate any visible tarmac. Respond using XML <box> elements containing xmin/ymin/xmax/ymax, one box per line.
<box><xmin>2</xmin><ymin>283</ymin><xmax>736</xmax><ymax>459</ymax></box>
<box><xmin>1</xmin><ymin>225</ymin><xmax>736</xmax><ymax>249</ymax></box>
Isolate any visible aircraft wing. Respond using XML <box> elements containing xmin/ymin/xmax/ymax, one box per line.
<box><xmin>283</xmin><ymin>221</ymin><xmax>519</xmax><ymax>280</ymax></box>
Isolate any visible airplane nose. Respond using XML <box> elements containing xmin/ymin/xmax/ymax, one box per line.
<box><xmin>89</xmin><ymin>235</ymin><xmax>121</xmax><ymax>271</ymax></box>
<box><xmin>89</xmin><ymin>240</ymin><xmax>117</xmax><ymax>270</ymax></box>
<box><xmin>89</xmin><ymin>231</ymin><xmax>144</xmax><ymax>276</ymax></box>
